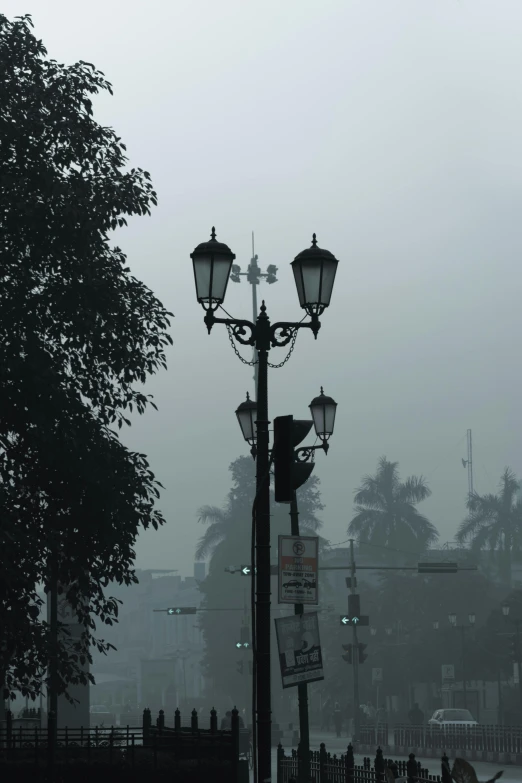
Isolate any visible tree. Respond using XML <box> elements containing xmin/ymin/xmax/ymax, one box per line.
<box><xmin>0</xmin><ymin>14</ymin><xmax>172</xmax><ymax>701</ymax></box>
<box><xmin>347</xmin><ymin>457</ymin><xmax>438</xmax><ymax>560</ymax></box>
<box><xmin>196</xmin><ymin>456</ymin><xmax>324</xmax><ymax>710</ymax></box>
<box><xmin>456</xmin><ymin>469</ymin><xmax>522</xmax><ymax>588</ymax></box>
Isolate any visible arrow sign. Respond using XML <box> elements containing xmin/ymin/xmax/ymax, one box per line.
<box><xmin>242</xmin><ymin>566</ymin><xmax>251</xmax><ymax>575</ymax></box>
<box><xmin>244</xmin><ymin>642</ymin><xmax>250</xmax><ymax>648</ymax></box>
<box><xmin>340</xmin><ymin>615</ymin><xmax>370</xmax><ymax>627</ymax></box>
<box><xmin>236</xmin><ymin>642</ymin><xmax>242</xmax><ymax>648</ymax></box>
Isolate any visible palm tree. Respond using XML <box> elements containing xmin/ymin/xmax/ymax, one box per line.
<box><xmin>348</xmin><ymin>456</ymin><xmax>438</xmax><ymax>559</ymax></box>
<box><xmin>456</xmin><ymin>468</ymin><xmax>522</xmax><ymax>588</ymax></box>
<box><xmin>196</xmin><ymin>455</ymin><xmax>323</xmax><ymax>560</ymax></box>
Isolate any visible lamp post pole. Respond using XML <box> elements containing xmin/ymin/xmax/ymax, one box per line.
<box><xmin>501</xmin><ymin>604</ymin><xmax>522</xmax><ymax>718</ymax></box>
<box><xmin>191</xmin><ymin>229</ymin><xmax>338</xmax><ymax>783</ymax></box>
<box><xmin>448</xmin><ymin>614</ymin><xmax>475</xmax><ymax>710</ymax></box>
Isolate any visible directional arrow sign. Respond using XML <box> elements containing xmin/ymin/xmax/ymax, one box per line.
<box><xmin>242</xmin><ymin>566</ymin><xmax>251</xmax><ymax>575</ymax></box>
<box><xmin>340</xmin><ymin>615</ymin><xmax>369</xmax><ymax>627</ymax></box>
<box><xmin>236</xmin><ymin>642</ymin><xmax>242</xmax><ymax>648</ymax></box>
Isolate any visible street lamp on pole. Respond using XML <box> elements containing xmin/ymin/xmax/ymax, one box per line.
<box><xmin>191</xmin><ymin>229</ymin><xmax>339</xmax><ymax>783</ymax></box>
<box><xmin>501</xmin><ymin>603</ymin><xmax>522</xmax><ymax>718</ymax></box>
<box><xmin>447</xmin><ymin>613</ymin><xmax>475</xmax><ymax>710</ymax></box>
<box><xmin>235</xmin><ymin>387</ymin><xmax>337</xmax><ymax>783</ymax></box>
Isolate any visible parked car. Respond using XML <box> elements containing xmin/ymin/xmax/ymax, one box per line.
<box><xmin>428</xmin><ymin>709</ymin><xmax>478</xmax><ymax>729</ymax></box>
<box><xmin>282</xmin><ymin>580</ymin><xmax>302</xmax><ymax>588</ymax></box>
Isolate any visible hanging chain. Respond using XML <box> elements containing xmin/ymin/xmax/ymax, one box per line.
<box><xmin>268</xmin><ymin>328</ymin><xmax>298</xmax><ymax>368</ymax></box>
<box><xmin>226</xmin><ymin>325</ymin><xmax>258</xmax><ymax>366</ymax></box>
<box><xmin>226</xmin><ymin>324</ymin><xmax>299</xmax><ymax>368</ymax></box>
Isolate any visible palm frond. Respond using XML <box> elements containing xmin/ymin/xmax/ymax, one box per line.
<box><xmin>398</xmin><ymin>476</ymin><xmax>432</xmax><ymax>504</ymax></box>
<box><xmin>195</xmin><ymin>522</ymin><xmax>229</xmax><ymax>560</ymax></box>
<box><xmin>197</xmin><ymin>505</ymin><xmax>229</xmax><ymax>525</ymax></box>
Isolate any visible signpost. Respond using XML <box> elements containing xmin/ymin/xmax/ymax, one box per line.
<box><xmin>442</xmin><ymin>664</ymin><xmax>455</xmax><ymax>681</ymax></box>
<box><xmin>274</xmin><ymin>612</ymin><xmax>324</xmax><ymax>688</ymax></box>
<box><xmin>372</xmin><ymin>668</ymin><xmax>383</xmax><ymax>684</ymax></box>
<box><xmin>278</xmin><ymin>535</ymin><xmax>319</xmax><ymax>605</ymax></box>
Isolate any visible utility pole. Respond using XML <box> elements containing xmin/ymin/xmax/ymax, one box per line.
<box><xmin>349</xmin><ymin>540</ymin><xmax>360</xmax><ymax>740</ymax></box>
<box><xmin>290</xmin><ymin>492</ymin><xmax>311</xmax><ymax>783</ymax></box>
<box><xmin>229</xmin><ymin>233</ymin><xmax>278</xmax><ymax>399</ymax></box>
<box><xmin>462</xmin><ymin>429</ymin><xmax>474</xmax><ymax>504</ymax></box>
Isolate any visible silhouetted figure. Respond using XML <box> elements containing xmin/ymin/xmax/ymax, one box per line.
<box><xmin>408</xmin><ymin>703</ymin><xmax>424</xmax><ymax>725</ymax></box>
<box><xmin>220</xmin><ymin>710</ymin><xmax>232</xmax><ymax>730</ymax></box>
<box><xmin>333</xmin><ymin>701</ymin><xmax>342</xmax><ymax>738</ymax></box>
<box><xmin>321</xmin><ymin>697</ymin><xmax>332</xmax><ymax>731</ymax></box>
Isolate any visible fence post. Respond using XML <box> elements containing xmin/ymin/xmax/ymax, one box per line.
<box><xmin>47</xmin><ymin>709</ymin><xmax>56</xmax><ymax>778</ymax></box>
<box><xmin>406</xmin><ymin>752</ymin><xmax>417</xmax><ymax>783</ymax></box>
<box><xmin>319</xmin><ymin>742</ymin><xmax>327</xmax><ymax>783</ymax></box>
<box><xmin>191</xmin><ymin>708</ymin><xmax>198</xmax><ymax>732</ymax></box>
<box><xmin>157</xmin><ymin>709</ymin><xmax>164</xmax><ymax>732</ymax></box>
<box><xmin>175</xmin><ymin>707</ymin><xmax>181</xmax><ymax>732</ymax></box>
<box><xmin>345</xmin><ymin>742</ymin><xmax>354</xmax><ymax>783</ymax></box>
<box><xmin>142</xmin><ymin>708</ymin><xmax>151</xmax><ymax>745</ymax></box>
<box><xmin>6</xmin><ymin>709</ymin><xmax>12</xmax><ymax>749</ymax></box>
<box><xmin>210</xmin><ymin>706</ymin><xmax>217</xmax><ymax>733</ymax></box>
<box><xmin>277</xmin><ymin>743</ymin><xmax>284</xmax><ymax>783</ymax></box>
<box><xmin>374</xmin><ymin>746</ymin><xmax>385</xmax><ymax>781</ymax></box>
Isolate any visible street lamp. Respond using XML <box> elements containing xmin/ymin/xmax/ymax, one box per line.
<box><xmin>432</xmin><ymin>621</ymin><xmax>439</xmax><ymax>631</ymax></box>
<box><xmin>502</xmin><ymin>603</ymin><xmax>510</xmax><ymax>618</ymax></box>
<box><xmin>191</xmin><ymin>229</ymin><xmax>338</xmax><ymax>783</ymax></box>
<box><xmin>370</xmin><ymin>628</ymin><xmax>377</xmax><ymax>637</ymax></box>
<box><xmin>309</xmin><ymin>388</ymin><xmax>338</xmax><ymax>451</ymax></box>
<box><xmin>235</xmin><ymin>393</ymin><xmax>257</xmax><ymax>459</ymax></box>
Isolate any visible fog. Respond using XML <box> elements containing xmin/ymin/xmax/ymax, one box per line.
<box><xmin>7</xmin><ymin>0</ymin><xmax>522</xmax><ymax>572</ymax></box>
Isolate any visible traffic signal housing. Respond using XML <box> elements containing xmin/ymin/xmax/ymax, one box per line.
<box><xmin>342</xmin><ymin>644</ymin><xmax>353</xmax><ymax>664</ymax></box>
<box><xmin>273</xmin><ymin>416</ymin><xmax>315</xmax><ymax>503</ymax></box>
<box><xmin>358</xmin><ymin>643</ymin><xmax>368</xmax><ymax>664</ymax></box>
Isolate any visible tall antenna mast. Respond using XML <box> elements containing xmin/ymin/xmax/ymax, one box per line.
<box><xmin>461</xmin><ymin>429</ymin><xmax>474</xmax><ymax>504</ymax></box>
<box><xmin>229</xmin><ymin>234</ymin><xmax>279</xmax><ymax>400</ymax></box>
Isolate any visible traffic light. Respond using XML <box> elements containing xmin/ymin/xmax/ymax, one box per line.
<box><xmin>358</xmin><ymin>643</ymin><xmax>368</xmax><ymax>664</ymax></box>
<box><xmin>342</xmin><ymin>644</ymin><xmax>353</xmax><ymax>664</ymax></box>
<box><xmin>167</xmin><ymin>607</ymin><xmax>197</xmax><ymax>615</ymax></box>
<box><xmin>345</xmin><ymin>577</ymin><xmax>357</xmax><ymax>589</ymax></box>
<box><xmin>273</xmin><ymin>416</ymin><xmax>315</xmax><ymax>503</ymax></box>
<box><xmin>348</xmin><ymin>594</ymin><xmax>361</xmax><ymax>617</ymax></box>
<box><xmin>236</xmin><ymin>661</ymin><xmax>244</xmax><ymax>675</ymax></box>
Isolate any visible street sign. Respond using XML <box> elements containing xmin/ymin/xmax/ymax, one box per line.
<box><xmin>418</xmin><ymin>562</ymin><xmax>458</xmax><ymax>574</ymax></box>
<box><xmin>235</xmin><ymin>642</ymin><xmax>250</xmax><ymax>649</ymax></box>
<box><xmin>167</xmin><ymin>607</ymin><xmax>197</xmax><ymax>615</ymax></box>
<box><xmin>340</xmin><ymin>615</ymin><xmax>369</xmax><ymax>627</ymax></box>
<box><xmin>372</xmin><ymin>668</ymin><xmax>383</xmax><ymax>684</ymax></box>
<box><xmin>274</xmin><ymin>612</ymin><xmax>324</xmax><ymax>688</ymax></box>
<box><xmin>278</xmin><ymin>535</ymin><xmax>319</xmax><ymax>605</ymax></box>
<box><xmin>441</xmin><ymin>664</ymin><xmax>455</xmax><ymax>681</ymax></box>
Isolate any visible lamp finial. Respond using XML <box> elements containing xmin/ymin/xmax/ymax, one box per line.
<box><xmin>312</xmin><ymin>233</ymin><xmax>317</xmax><ymax>247</ymax></box>
<box><xmin>211</xmin><ymin>226</ymin><xmax>216</xmax><ymax>240</ymax></box>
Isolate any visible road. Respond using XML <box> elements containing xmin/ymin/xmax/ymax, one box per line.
<box><xmin>267</xmin><ymin>729</ymin><xmax>521</xmax><ymax>782</ymax></box>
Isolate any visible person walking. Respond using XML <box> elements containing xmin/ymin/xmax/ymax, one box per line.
<box><xmin>333</xmin><ymin>701</ymin><xmax>342</xmax><ymax>738</ymax></box>
<box><xmin>321</xmin><ymin>697</ymin><xmax>332</xmax><ymax>732</ymax></box>
<box><xmin>408</xmin><ymin>703</ymin><xmax>424</xmax><ymax>725</ymax></box>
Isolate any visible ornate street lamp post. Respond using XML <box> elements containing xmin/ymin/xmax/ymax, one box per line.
<box><xmin>191</xmin><ymin>229</ymin><xmax>338</xmax><ymax>783</ymax></box>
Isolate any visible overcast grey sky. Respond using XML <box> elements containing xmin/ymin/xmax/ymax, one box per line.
<box><xmin>8</xmin><ymin>0</ymin><xmax>522</xmax><ymax>574</ymax></box>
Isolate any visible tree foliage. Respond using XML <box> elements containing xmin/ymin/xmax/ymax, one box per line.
<box><xmin>456</xmin><ymin>468</ymin><xmax>522</xmax><ymax>588</ymax></box>
<box><xmin>0</xmin><ymin>14</ymin><xmax>173</xmax><ymax>700</ymax></box>
<box><xmin>348</xmin><ymin>456</ymin><xmax>438</xmax><ymax>561</ymax></box>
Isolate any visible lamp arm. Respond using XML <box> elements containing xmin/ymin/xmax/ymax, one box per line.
<box><xmin>294</xmin><ymin>443</ymin><xmax>329</xmax><ymax>463</ymax></box>
<box><xmin>270</xmin><ymin>316</ymin><xmax>320</xmax><ymax>346</ymax></box>
<box><xmin>203</xmin><ymin>311</ymin><xmax>256</xmax><ymax>345</ymax></box>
